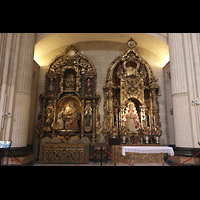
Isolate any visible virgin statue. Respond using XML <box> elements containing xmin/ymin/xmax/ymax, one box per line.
<box><xmin>125</xmin><ymin>102</ymin><xmax>140</xmax><ymax>132</ymax></box>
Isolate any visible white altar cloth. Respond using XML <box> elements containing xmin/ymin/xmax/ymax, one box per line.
<box><xmin>122</xmin><ymin>146</ymin><xmax>174</xmax><ymax>156</ymax></box>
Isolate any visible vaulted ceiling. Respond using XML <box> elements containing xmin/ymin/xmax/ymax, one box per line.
<box><xmin>34</xmin><ymin>33</ymin><xmax>169</xmax><ymax>68</ymax></box>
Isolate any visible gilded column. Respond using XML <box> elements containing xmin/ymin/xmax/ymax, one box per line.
<box><xmin>108</xmin><ymin>88</ymin><xmax>114</xmax><ymax>127</ymax></box>
<box><xmin>168</xmin><ymin>33</ymin><xmax>200</xmax><ymax>148</ymax></box>
<box><xmin>11</xmin><ymin>33</ymin><xmax>36</xmax><ymax>147</ymax></box>
<box><xmin>92</xmin><ymin>100</ymin><xmax>96</xmax><ymax>143</ymax></box>
<box><xmin>81</xmin><ymin>99</ymin><xmax>84</xmax><ymax>138</ymax></box>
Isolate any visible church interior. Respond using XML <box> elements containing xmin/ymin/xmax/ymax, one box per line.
<box><xmin>0</xmin><ymin>33</ymin><xmax>200</xmax><ymax>166</ymax></box>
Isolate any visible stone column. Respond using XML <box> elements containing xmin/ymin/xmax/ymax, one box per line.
<box><xmin>11</xmin><ymin>33</ymin><xmax>36</xmax><ymax>147</ymax></box>
<box><xmin>168</xmin><ymin>33</ymin><xmax>200</xmax><ymax>148</ymax></box>
<box><xmin>0</xmin><ymin>33</ymin><xmax>21</xmax><ymax>141</ymax></box>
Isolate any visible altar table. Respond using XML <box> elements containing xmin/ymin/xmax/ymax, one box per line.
<box><xmin>122</xmin><ymin>146</ymin><xmax>174</xmax><ymax>156</ymax></box>
<box><xmin>111</xmin><ymin>145</ymin><xmax>174</xmax><ymax>166</ymax></box>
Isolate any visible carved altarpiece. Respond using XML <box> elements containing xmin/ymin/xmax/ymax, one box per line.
<box><xmin>36</xmin><ymin>46</ymin><xmax>101</xmax><ymax>143</ymax></box>
<box><xmin>103</xmin><ymin>38</ymin><xmax>161</xmax><ymax>143</ymax></box>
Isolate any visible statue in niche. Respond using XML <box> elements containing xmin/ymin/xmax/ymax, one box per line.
<box><xmin>44</xmin><ymin>107</ymin><xmax>54</xmax><ymax>132</ymax></box>
<box><xmin>124</xmin><ymin>102</ymin><xmax>140</xmax><ymax>132</ymax></box>
<box><xmin>65</xmin><ymin>74</ymin><xmax>75</xmax><ymax>90</ymax></box>
<box><xmin>57</xmin><ymin>107</ymin><xmax>65</xmax><ymax>129</ymax></box>
<box><xmin>48</xmin><ymin>78</ymin><xmax>56</xmax><ymax>92</ymax></box>
<box><xmin>85</xmin><ymin>78</ymin><xmax>93</xmax><ymax>94</ymax></box>
<box><xmin>84</xmin><ymin>103</ymin><xmax>92</xmax><ymax>131</ymax></box>
<box><xmin>64</xmin><ymin>101</ymin><xmax>80</xmax><ymax>129</ymax></box>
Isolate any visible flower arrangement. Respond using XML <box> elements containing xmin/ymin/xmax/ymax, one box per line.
<box><xmin>119</xmin><ymin>126</ymin><xmax>128</xmax><ymax>136</ymax></box>
<box><xmin>110</xmin><ymin>126</ymin><xmax>118</xmax><ymax>136</ymax></box>
<box><xmin>143</xmin><ymin>126</ymin><xmax>151</xmax><ymax>136</ymax></box>
<box><xmin>152</xmin><ymin>126</ymin><xmax>162</xmax><ymax>136</ymax></box>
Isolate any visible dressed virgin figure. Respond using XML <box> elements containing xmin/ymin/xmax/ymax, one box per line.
<box><xmin>125</xmin><ymin>102</ymin><xmax>140</xmax><ymax>132</ymax></box>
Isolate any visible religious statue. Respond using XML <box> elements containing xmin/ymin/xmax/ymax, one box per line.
<box><xmin>86</xmin><ymin>110</ymin><xmax>92</xmax><ymax>127</ymax></box>
<box><xmin>44</xmin><ymin>107</ymin><xmax>54</xmax><ymax>132</ymax></box>
<box><xmin>65</xmin><ymin>74</ymin><xmax>75</xmax><ymax>90</ymax></box>
<box><xmin>125</xmin><ymin>102</ymin><xmax>140</xmax><ymax>132</ymax></box>
<box><xmin>84</xmin><ymin>103</ymin><xmax>92</xmax><ymax>131</ymax></box>
<box><xmin>48</xmin><ymin>78</ymin><xmax>56</xmax><ymax>92</ymax></box>
<box><xmin>57</xmin><ymin>107</ymin><xmax>65</xmax><ymax>129</ymax></box>
<box><xmin>85</xmin><ymin>78</ymin><xmax>93</xmax><ymax>94</ymax></box>
<box><xmin>64</xmin><ymin>102</ymin><xmax>80</xmax><ymax>129</ymax></box>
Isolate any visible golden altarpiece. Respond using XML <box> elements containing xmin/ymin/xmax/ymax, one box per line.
<box><xmin>103</xmin><ymin>38</ymin><xmax>161</xmax><ymax>143</ymax></box>
<box><xmin>36</xmin><ymin>46</ymin><xmax>101</xmax><ymax>163</ymax></box>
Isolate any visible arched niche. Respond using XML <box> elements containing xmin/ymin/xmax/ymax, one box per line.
<box><xmin>57</xmin><ymin>96</ymin><xmax>82</xmax><ymax>114</ymax></box>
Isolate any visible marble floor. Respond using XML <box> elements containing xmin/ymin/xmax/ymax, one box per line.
<box><xmin>32</xmin><ymin>160</ymin><xmax>170</xmax><ymax>166</ymax></box>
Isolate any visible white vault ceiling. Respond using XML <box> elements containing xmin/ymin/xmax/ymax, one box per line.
<box><xmin>34</xmin><ymin>33</ymin><xmax>169</xmax><ymax>68</ymax></box>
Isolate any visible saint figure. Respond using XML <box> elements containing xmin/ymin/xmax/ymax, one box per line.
<box><xmin>85</xmin><ymin>78</ymin><xmax>93</xmax><ymax>94</ymax></box>
<box><xmin>57</xmin><ymin>107</ymin><xmax>64</xmax><ymax>129</ymax></box>
<box><xmin>44</xmin><ymin>107</ymin><xmax>54</xmax><ymax>132</ymax></box>
<box><xmin>65</xmin><ymin>74</ymin><xmax>75</xmax><ymax>90</ymax></box>
<box><xmin>49</xmin><ymin>78</ymin><xmax>55</xmax><ymax>92</ymax></box>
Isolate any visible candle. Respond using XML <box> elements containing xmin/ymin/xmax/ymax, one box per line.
<box><xmin>149</xmin><ymin>114</ymin><xmax>151</xmax><ymax>131</ymax></box>
<box><xmin>154</xmin><ymin>115</ymin><xmax>155</xmax><ymax>126</ymax></box>
<box><xmin>146</xmin><ymin>115</ymin><xmax>147</xmax><ymax>126</ymax></box>
<box><xmin>116</xmin><ymin>114</ymin><xmax>118</xmax><ymax>129</ymax></box>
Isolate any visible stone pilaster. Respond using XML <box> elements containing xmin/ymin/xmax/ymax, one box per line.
<box><xmin>11</xmin><ymin>33</ymin><xmax>36</xmax><ymax>147</ymax></box>
<box><xmin>168</xmin><ymin>33</ymin><xmax>200</xmax><ymax>148</ymax></box>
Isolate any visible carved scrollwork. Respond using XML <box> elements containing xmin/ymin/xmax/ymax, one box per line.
<box><xmin>47</xmin><ymin>46</ymin><xmax>97</xmax><ymax>76</ymax></box>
